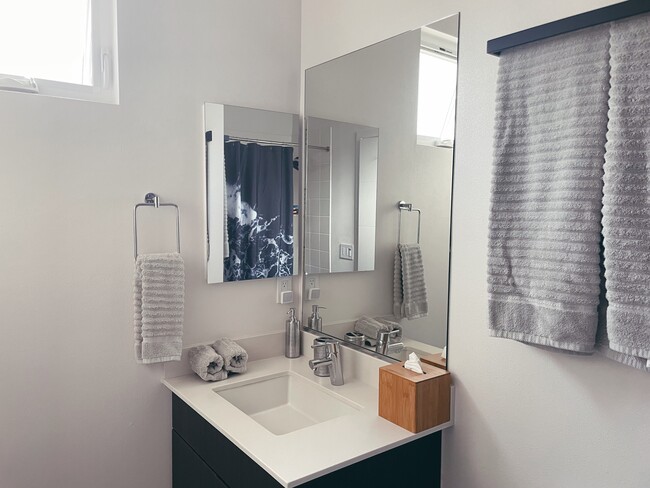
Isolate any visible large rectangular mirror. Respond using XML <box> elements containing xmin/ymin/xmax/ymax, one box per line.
<box><xmin>303</xmin><ymin>14</ymin><xmax>459</xmax><ymax>364</ymax></box>
<box><xmin>205</xmin><ymin>104</ymin><xmax>300</xmax><ymax>284</ymax></box>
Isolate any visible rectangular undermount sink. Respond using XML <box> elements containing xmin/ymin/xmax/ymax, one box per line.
<box><xmin>213</xmin><ymin>372</ymin><xmax>361</xmax><ymax>435</ymax></box>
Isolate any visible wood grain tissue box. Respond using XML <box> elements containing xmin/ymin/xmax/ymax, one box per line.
<box><xmin>379</xmin><ymin>361</ymin><xmax>451</xmax><ymax>433</ymax></box>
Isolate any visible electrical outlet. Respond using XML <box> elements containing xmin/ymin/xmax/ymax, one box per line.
<box><xmin>276</xmin><ymin>277</ymin><xmax>293</xmax><ymax>304</ymax></box>
<box><xmin>305</xmin><ymin>274</ymin><xmax>320</xmax><ymax>301</ymax></box>
<box><xmin>305</xmin><ymin>274</ymin><xmax>319</xmax><ymax>290</ymax></box>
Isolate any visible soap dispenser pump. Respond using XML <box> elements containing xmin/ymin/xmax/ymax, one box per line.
<box><xmin>307</xmin><ymin>305</ymin><xmax>326</xmax><ymax>331</ymax></box>
<box><xmin>285</xmin><ymin>308</ymin><xmax>301</xmax><ymax>358</ymax></box>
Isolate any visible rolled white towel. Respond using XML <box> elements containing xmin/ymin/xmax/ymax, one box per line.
<box><xmin>354</xmin><ymin>316</ymin><xmax>391</xmax><ymax>341</ymax></box>
<box><xmin>188</xmin><ymin>345</ymin><xmax>227</xmax><ymax>381</ymax></box>
<box><xmin>212</xmin><ymin>338</ymin><xmax>248</xmax><ymax>374</ymax></box>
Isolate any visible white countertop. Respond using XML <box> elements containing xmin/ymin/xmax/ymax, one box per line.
<box><xmin>162</xmin><ymin>337</ymin><xmax>453</xmax><ymax>487</ymax></box>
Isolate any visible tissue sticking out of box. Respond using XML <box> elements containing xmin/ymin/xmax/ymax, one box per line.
<box><xmin>404</xmin><ymin>352</ymin><xmax>424</xmax><ymax>374</ymax></box>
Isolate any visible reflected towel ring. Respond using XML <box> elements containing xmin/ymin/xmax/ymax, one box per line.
<box><xmin>133</xmin><ymin>193</ymin><xmax>181</xmax><ymax>261</ymax></box>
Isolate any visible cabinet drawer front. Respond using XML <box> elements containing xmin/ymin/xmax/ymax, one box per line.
<box><xmin>172</xmin><ymin>394</ymin><xmax>281</xmax><ymax>488</ymax></box>
<box><xmin>172</xmin><ymin>431</ymin><xmax>228</xmax><ymax>488</ymax></box>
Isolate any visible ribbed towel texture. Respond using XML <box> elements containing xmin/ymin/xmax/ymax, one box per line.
<box><xmin>213</xmin><ymin>338</ymin><xmax>248</xmax><ymax>373</ymax></box>
<box><xmin>188</xmin><ymin>345</ymin><xmax>227</xmax><ymax>381</ymax></box>
<box><xmin>599</xmin><ymin>13</ymin><xmax>650</xmax><ymax>371</ymax></box>
<box><xmin>354</xmin><ymin>316</ymin><xmax>391</xmax><ymax>340</ymax></box>
<box><xmin>134</xmin><ymin>253</ymin><xmax>185</xmax><ymax>364</ymax></box>
<box><xmin>488</xmin><ymin>24</ymin><xmax>610</xmax><ymax>353</ymax></box>
<box><xmin>393</xmin><ymin>244</ymin><xmax>429</xmax><ymax>320</ymax></box>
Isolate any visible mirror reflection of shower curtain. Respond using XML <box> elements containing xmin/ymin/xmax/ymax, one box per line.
<box><xmin>224</xmin><ymin>141</ymin><xmax>294</xmax><ymax>281</ymax></box>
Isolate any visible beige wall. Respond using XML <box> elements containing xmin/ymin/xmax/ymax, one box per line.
<box><xmin>302</xmin><ymin>1</ymin><xmax>650</xmax><ymax>487</ymax></box>
<box><xmin>0</xmin><ymin>1</ymin><xmax>300</xmax><ymax>487</ymax></box>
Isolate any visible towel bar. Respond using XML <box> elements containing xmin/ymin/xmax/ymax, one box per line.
<box><xmin>398</xmin><ymin>200</ymin><xmax>421</xmax><ymax>244</ymax></box>
<box><xmin>133</xmin><ymin>193</ymin><xmax>181</xmax><ymax>260</ymax></box>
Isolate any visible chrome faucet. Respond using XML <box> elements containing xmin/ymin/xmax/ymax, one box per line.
<box><xmin>375</xmin><ymin>329</ymin><xmax>404</xmax><ymax>355</ymax></box>
<box><xmin>309</xmin><ymin>341</ymin><xmax>344</xmax><ymax>386</ymax></box>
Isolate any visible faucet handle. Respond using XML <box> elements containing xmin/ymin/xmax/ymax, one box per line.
<box><xmin>377</xmin><ymin>329</ymin><xmax>400</xmax><ymax>340</ymax></box>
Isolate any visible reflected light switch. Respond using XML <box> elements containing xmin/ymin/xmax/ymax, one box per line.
<box><xmin>339</xmin><ymin>243</ymin><xmax>354</xmax><ymax>261</ymax></box>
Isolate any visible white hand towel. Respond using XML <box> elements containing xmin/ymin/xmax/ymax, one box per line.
<box><xmin>134</xmin><ymin>253</ymin><xmax>184</xmax><ymax>364</ymax></box>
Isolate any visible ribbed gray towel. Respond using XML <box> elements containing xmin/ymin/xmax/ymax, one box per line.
<box><xmin>393</xmin><ymin>244</ymin><xmax>428</xmax><ymax>320</ymax></box>
<box><xmin>188</xmin><ymin>345</ymin><xmax>227</xmax><ymax>381</ymax></box>
<box><xmin>212</xmin><ymin>338</ymin><xmax>248</xmax><ymax>373</ymax></box>
<box><xmin>354</xmin><ymin>316</ymin><xmax>392</xmax><ymax>340</ymax></box>
<box><xmin>134</xmin><ymin>253</ymin><xmax>184</xmax><ymax>363</ymax></box>
<box><xmin>598</xmin><ymin>13</ymin><xmax>650</xmax><ymax>371</ymax></box>
<box><xmin>488</xmin><ymin>24</ymin><xmax>610</xmax><ymax>352</ymax></box>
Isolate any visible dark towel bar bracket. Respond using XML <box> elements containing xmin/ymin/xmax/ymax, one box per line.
<box><xmin>487</xmin><ymin>0</ymin><xmax>650</xmax><ymax>56</ymax></box>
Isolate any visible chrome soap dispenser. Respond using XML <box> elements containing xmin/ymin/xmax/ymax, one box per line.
<box><xmin>307</xmin><ymin>305</ymin><xmax>326</xmax><ymax>331</ymax></box>
<box><xmin>285</xmin><ymin>308</ymin><xmax>301</xmax><ymax>358</ymax></box>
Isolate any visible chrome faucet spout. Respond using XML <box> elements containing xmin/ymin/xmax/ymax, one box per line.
<box><xmin>310</xmin><ymin>341</ymin><xmax>344</xmax><ymax>386</ymax></box>
<box><xmin>375</xmin><ymin>329</ymin><xmax>402</xmax><ymax>355</ymax></box>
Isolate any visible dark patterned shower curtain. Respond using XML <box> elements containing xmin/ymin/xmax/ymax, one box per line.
<box><xmin>224</xmin><ymin>141</ymin><xmax>294</xmax><ymax>281</ymax></box>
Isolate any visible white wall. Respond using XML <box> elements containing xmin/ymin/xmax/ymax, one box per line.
<box><xmin>0</xmin><ymin>1</ymin><xmax>300</xmax><ymax>487</ymax></box>
<box><xmin>302</xmin><ymin>1</ymin><xmax>650</xmax><ymax>487</ymax></box>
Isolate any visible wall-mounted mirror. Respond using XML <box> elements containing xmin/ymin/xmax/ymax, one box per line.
<box><xmin>303</xmin><ymin>14</ymin><xmax>459</xmax><ymax>364</ymax></box>
<box><xmin>204</xmin><ymin>104</ymin><xmax>300</xmax><ymax>284</ymax></box>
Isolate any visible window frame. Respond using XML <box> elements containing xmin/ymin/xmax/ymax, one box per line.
<box><xmin>0</xmin><ymin>0</ymin><xmax>118</xmax><ymax>104</ymax></box>
<box><xmin>416</xmin><ymin>27</ymin><xmax>458</xmax><ymax>148</ymax></box>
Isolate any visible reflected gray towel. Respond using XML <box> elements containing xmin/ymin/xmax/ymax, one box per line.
<box><xmin>188</xmin><ymin>345</ymin><xmax>227</xmax><ymax>381</ymax></box>
<box><xmin>354</xmin><ymin>316</ymin><xmax>391</xmax><ymax>340</ymax></box>
<box><xmin>134</xmin><ymin>253</ymin><xmax>184</xmax><ymax>364</ymax></box>
<box><xmin>394</xmin><ymin>244</ymin><xmax>428</xmax><ymax>320</ymax></box>
<box><xmin>488</xmin><ymin>25</ymin><xmax>610</xmax><ymax>352</ymax></box>
<box><xmin>212</xmin><ymin>338</ymin><xmax>248</xmax><ymax>373</ymax></box>
<box><xmin>598</xmin><ymin>13</ymin><xmax>650</xmax><ymax>371</ymax></box>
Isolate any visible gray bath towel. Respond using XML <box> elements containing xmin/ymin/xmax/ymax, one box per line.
<box><xmin>188</xmin><ymin>345</ymin><xmax>227</xmax><ymax>381</ymax></box>
<box><xmin>134</xmin><ymin>253</ymin><xmax>185</xmax><ymax>363</ymax></box>
<box><xmin>394</xmin><ymin>244</ymin><xmax>428</xmax><ymax>320</ymax></box>
<box><xmin>488</xmin><ymin>24</ymin><xmax>610</xmax><ymax>352</ymax></box>
<box><xmin>598</xmin><ymin>13</ymin><xmax>650</xmax><ymax>371</ymax></box>
<box><xmin>354</xmin><ymin>316</ymin><xmax>392</xmax><ymax>340</ymax></box>
<box><xmin>212</xmin><ymin>338</ymin><xmax>248</xmax><ymax>373</ymax></box>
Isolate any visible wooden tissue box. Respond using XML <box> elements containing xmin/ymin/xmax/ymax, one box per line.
<box><xmin>378</xmin><ymin>361</ymin><xmax>451</xmax><ymax>433</ymax></box>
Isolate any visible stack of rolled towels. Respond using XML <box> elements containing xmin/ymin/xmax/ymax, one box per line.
<box><xmin>353</xmin><ymin>315</ymin><xmax>402</xmax><ymax>343</ymax></box>
<box><xmin>187</xmin><ymin>338</ymin><xmax>248</xmax><ymax>382</ymax></box>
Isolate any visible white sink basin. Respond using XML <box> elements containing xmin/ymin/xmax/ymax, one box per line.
<box><xmin>213</xmin><ymin>372</ymin><xmax>361</xmax><ymax>435</ymax></box>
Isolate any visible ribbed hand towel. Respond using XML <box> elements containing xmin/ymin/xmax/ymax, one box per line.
<box><xmin>394</xmin><ymin>244</ymin><xmax>428</xmax><ymax>320</ymax></box>
<box><xmin>212</xmin><ymin>338</ymin><xmax>248</xmax><ymax>373</ymax></box>
<box><xmin>488</xmin><ymin>24</ymin><xmax>610</xmax><ymax>352</ymax></box>
<box><xmin>598</xmin><ymin>13</ymin><xmax>650</xmax><ymax>371</ymax></box>
<box><xmin>134</xmin><ymin>253</ymin><xmax>184</xmax><ymax>364</ymax></box>
<box><xmin>188</xmin><ymin>345</ymin><xmax>227</xmax><ymax>381</ymax></box>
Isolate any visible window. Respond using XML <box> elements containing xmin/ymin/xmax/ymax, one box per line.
<box><xmin>416</xmin><ymin>26</ymin><xmax>458</xmax><ymax>148</ymax></box>
<box><xmin>0</xmin><ymin>0</ymin><xmax>118</xmax><ymax>103</ymax></box>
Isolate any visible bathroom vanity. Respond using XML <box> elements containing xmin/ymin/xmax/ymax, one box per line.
<box><xmin>164</xmin><ymin>333</ymin><xmax>453</xmax><ymax>488</ymax></box>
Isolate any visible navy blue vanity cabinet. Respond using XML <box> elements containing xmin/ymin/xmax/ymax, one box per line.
<box><xmin>172</xmin><ymin>394</ymin><xmax>441</xmax><ymax>488</ymax></box>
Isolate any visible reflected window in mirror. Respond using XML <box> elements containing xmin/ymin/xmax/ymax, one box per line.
<box><xmin>417</xmin><ymin>22</ymin><xmax>458</xmax><ymax>148</ymax></box>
